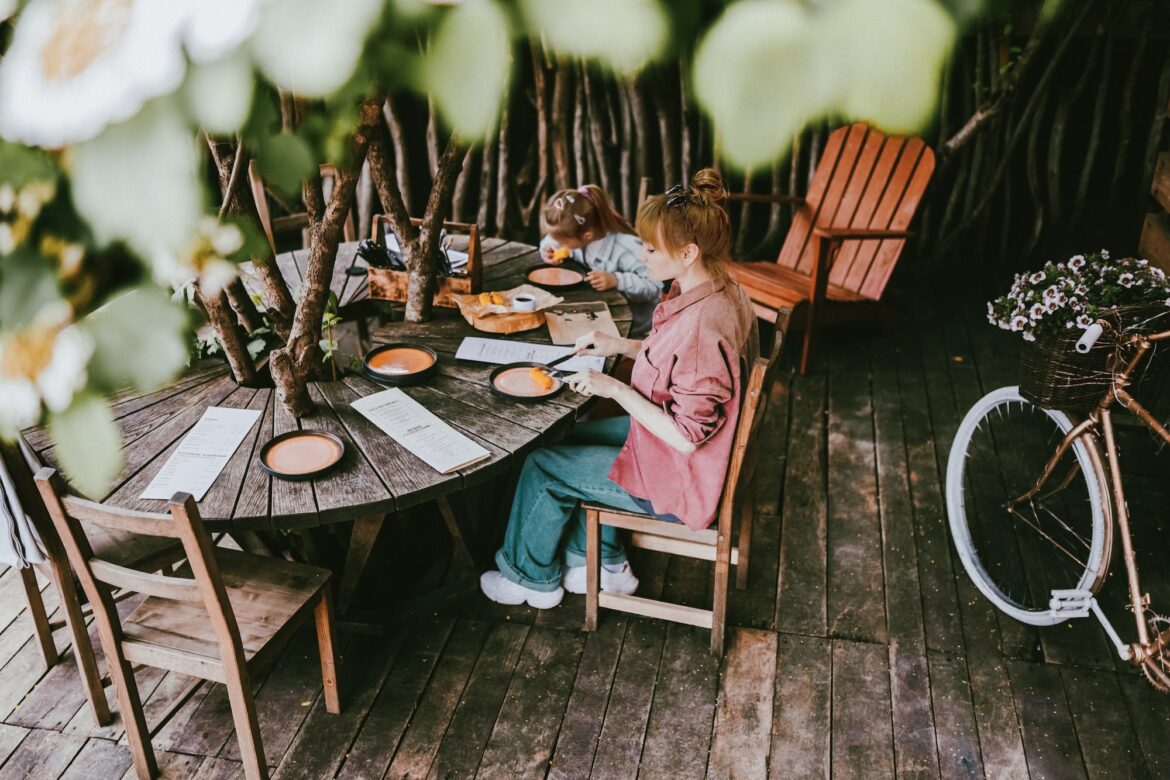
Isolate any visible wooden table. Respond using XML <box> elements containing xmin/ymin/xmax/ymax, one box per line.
<box><xmin>26</xmin><ymin>239</ymin><xmax>632</xmax><ymax>612</ymax></box>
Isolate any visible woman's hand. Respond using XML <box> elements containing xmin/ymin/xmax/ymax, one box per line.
<box><xmin>573</xmin><ymin>329</ymin><xmax>628</xmax><ymax>358</ymax></box>
<box><xmin>566</xmin><ymin>369</ymin><xmax>626</xmax><ymax>399</ymax></box>
<box><xmin>585</xmin><ymin>270</ymin><xmax>618</xmax><ymax>291</ymax></box>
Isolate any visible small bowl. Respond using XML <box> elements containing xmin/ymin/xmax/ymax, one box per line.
<box><xmin>526</xmin><ymin>262</ymin><xmax>587</xmax><ymax>291</ymax></box>
<box><xmin>489</xmin><ymin>362</ymin><xmax>566</xmax><ymax>403</ymax></box>
<box><xmin>511</xmin><ymin>293</ymin><xmax>537</xmax><ymax>312</ymax></box>
<box><xmin>259</xmin><ymin>430</ymin><xmax>346</xmax><ymax>481</ymax></box>
<box><xmin>363</xmin><ymin>343</ymin><xmax>439</xmax><ymax>386</ymax></box>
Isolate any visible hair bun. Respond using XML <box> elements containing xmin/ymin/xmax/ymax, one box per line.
<box><xmin>689</xmin><ymin>168</ymin><xmax>728</xmax><ymax>205</ymax></box>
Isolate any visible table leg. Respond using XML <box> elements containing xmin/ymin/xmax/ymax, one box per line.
<box><xmin>436</xmin><ymin>495</ymin><xmax>477</xmax><ymax>569</ymax></box>
<box><xmin>337</xmin><ymin>513</ymin><xmax>386</xmax><ymax>614</ymax></box>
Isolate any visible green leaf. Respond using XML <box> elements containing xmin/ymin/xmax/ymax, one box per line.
<box><xmin>0</xmin><ymin>247</ymin><xmax>66</xmax><ymax>330</ymax></box>
<box><xmin>521</xmin><ymin>0</ymin><xmax>668</xmax><ymax>73</ymax></box>
<box><xmin>694</xmin><ymin>1</ymin><xmax>831</xmax><ymax>168</ymax></box>
<box><xmin>828</xmin><ymin>0</ymin><xmax>956</xmax><ymax>134</ymax></box>
<box><xmin>49</xmin><ymin>393</ymin><xmax>123</xmax><ymax>499</ymax></box>
<box><xmin>255</xmin><ymin>132</ymin><xmax>316</xmax><ymax>200</ymax></box>
<box><xmin>423</xmin><ymin>0</ymin><xmax>513</xmax><ymax>139</ymax></box>
<box><xmin>81</xmin><ymin>286</ymin><xmax>190</xmax><ymax>393</ymax></box>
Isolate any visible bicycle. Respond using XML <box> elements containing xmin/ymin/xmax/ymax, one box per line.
<box><xmin>946</xmin><ymin>316</ymin><xmax>1170</xmax><ymax>691</ymax></box>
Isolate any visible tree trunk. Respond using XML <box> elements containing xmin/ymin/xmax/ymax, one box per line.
<box><xmin>452</xmin><ymin>146</ymin><xmax>476</xmax><ymax>224</ymax></box>
<box><xmin>269</xmin><ymin>100</ymin><xmax>381</xmax><ymax>417</ymax></box>
<box><xmin>408</xmin><ymin>140</ymin><xmax>465</xmax><ymax>322</ymax></box>
<box><xmin>530</xmin><ymin>40</ymin><xmax>551</xmax><ymax>214</ymax></box>
<box><xmin>198</xmin><ymin>287</ymin><xmax>257</xmax><ymax>385</ymax></box>
<box><xmin>582</xmin><ymin>64</ymin><xmax>613</xmax><ymax>196</ymax></box>
<box><xmin>551</xmin><ymin>60</ymin><xmax>573</xmax><ymax>190</ymax></box>
<box><xmin>495</xmin><ymin>82</ymin><xmax>512</xmax><ymax>235</ymax></box>
<box><xmin>573</xmin><ymin>73</ymin><xmax>589</xmax><ymax>185</ymax></box>
<box><xmin>384</xmin><ymin>96</ymin><xmax>414</xmax><ymax>211</ymax></box>
<box><xmin>223</xmin><ymin>277</ymin><xmax>264</xmax><ymax>334</ymax></box>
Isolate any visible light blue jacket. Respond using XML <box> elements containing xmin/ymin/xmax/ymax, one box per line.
<box><xmin>540</xmin><ymin>231</ymin><xmax>661</xmax><ymax>336</ymax></box>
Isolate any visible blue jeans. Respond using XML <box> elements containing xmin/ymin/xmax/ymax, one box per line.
<box><xmin>495</xmin><ymin>416</ymin><xmax>645</xmax><ymax>592</ymax></box>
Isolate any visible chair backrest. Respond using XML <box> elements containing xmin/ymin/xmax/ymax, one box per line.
<box><xmin>249</xmin><ymin>162</ymin><xmax>355</xmax><ymax>253</ymax></box>
<box><xmin>778</xmin><ymin>123</ymin><xmax>935</xmax><ymax>300</ymax></box>
<box><xmin>716</xmin><ymin>333</ymin><xmax>786</xmax><ymax>531</ymax></box>
<box><xmin>33</xmin><ymin>469</ymin><xmax>247</xmax><ymax>669</ymax></box>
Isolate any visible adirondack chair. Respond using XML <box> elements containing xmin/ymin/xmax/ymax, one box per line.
<box><xmin>728</xmin><ymin>123</ymin><xmax>935</xmax><ymax>374</ymax></box>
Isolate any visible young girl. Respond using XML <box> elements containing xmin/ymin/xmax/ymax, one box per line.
<box><xmin>480</xmin><ymin>170</ymin><xmax>758</xmax><ymax>608</ymax></box>
<box><xmin>539</xmin><ymin>185</ymin><xmax>661</xmax><ymax>337</ymax></box>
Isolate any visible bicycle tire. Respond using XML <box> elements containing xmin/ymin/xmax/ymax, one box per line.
<box><xmin>946</xmin><ymin>386</ymin><xmax>1112</xmax><ymax>626</ymax></box>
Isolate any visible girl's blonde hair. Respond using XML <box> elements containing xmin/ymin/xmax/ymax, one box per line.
<box><xmin>636</xmin><ymin>169</ymin><xmax>731</xmax><ymax>274</ymax></box>
<box><xmin>541</xmin><ymin>185</ymin><xmax>634</xmax><ymax>241</ymax></box>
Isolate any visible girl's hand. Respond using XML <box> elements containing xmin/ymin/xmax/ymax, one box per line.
<box><xmin>566</xmin><ymin>369</ymin><xmax>625</xmax><ymax>399</ymax></box>
<box><xmin>585</xmin><ymin>270</ymin><xmax>618</xmax><ymax>291</ymax></box>
<box><xmin>574</xmin><ymin>329</ymin><xmax>626</xmax><ymax>358</ymax></box>
<box><xmin>541</xmin><ymin>244</ymin><xmax>557</xmax><ymax>262</ymax></box>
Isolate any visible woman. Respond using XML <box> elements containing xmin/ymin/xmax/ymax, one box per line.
<box><xmin>480</xmin><ymin>169</ymin><xmax>758</xmax><ymax>608</ymax></box>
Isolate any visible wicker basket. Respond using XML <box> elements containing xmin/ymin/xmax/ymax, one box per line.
<box><xmin>1018</xmin><ymin>303</ymin><xmax>1170</xmax><ymax>413</ymax></box>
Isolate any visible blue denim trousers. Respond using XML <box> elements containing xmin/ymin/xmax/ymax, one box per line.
<box><xmin>494</xmin><ymin>416</ymin><xmax>645</xmax><ymax>592</ymax></box>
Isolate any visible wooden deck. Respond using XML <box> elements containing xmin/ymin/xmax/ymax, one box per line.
<box><xmin>4</xmin><ymin>301</ymin><xmax>1170</xmax><ymax>778</ymax></box>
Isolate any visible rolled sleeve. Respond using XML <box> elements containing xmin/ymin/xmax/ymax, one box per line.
<box><xmin>663</xmin><ymin>340</ymin><xmax>735</xmax><ymax>444</ymax></box>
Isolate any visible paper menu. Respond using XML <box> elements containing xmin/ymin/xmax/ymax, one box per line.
<box><xmin>544</xmin><ymin>302</ymin><xmax>620</xmax><ymax>346</ymax></box>
<box><xmin>140</xmin><ymin>407</ymin><xmax>262</xmax><ymax>501</ymax></box>
<box><xmin>350</xmin><ymin>389</ymin><xmax>491</xmax><ymax>474</ymax></box>
<box><xmin>454</xmin><ymin>337</ymin><xmax>605</xmax><ymax>373</ymax></box>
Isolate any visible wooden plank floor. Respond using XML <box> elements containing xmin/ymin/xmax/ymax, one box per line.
<box><xmin>5</xmin><ymin>301</ymin><xmax>1170</xmax><ymax>778</ymax></box>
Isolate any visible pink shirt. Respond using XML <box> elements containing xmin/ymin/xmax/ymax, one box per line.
<box><xmin>609</xmin><ymin>275</ymin><xmax>758</xmax><ymax>530</ymax></box>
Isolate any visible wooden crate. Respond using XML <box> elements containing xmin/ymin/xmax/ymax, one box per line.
<box><xmin>366</xmin><ymin>215</ymin><xmax>483</xmax><ymax>309</ymax></box>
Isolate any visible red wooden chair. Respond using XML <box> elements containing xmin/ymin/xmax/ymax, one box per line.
<box><xmin>728</xmin><ymin>123</ymin><xmax>935</xmax><ymax>374</ymax></box>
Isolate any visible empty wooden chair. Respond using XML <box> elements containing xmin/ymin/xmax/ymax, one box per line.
<box><xmin>2</xmin><ymin>441</ymin><xmax>182</xmax><ymax>729</ymax></box>
<box><xmin>728</xmin><ymin>123</ymin><xmax>935</xmax><ymax>374</ymax></box>
<box><xmin>34</xmin><ymin>469</ymin><xmax>341</xmax><ymax>780</ymax></box>
<box><xmin>583</xmin><ymin>336</ymin><xmax>785</xmax><ymax>656</ymax></box>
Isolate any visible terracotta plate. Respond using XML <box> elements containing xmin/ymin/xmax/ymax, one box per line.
<box><xmin>363</xmin><ymin>342</ymin><xmax>439</xmax><ymax>386</ymax></box>
<box><xmin>258</xmin><ymin>430</ymin><xmax>346</xmax><ymax>481</ymax></box>
<box><xmin>489</xmin><ymin>362</ymin><xmax>566</xmax><ymax>403</ymax></box>
<box><xmin>525</xmin><ymin>262</ymin><xmax>587</xmax><ymax>291</ymax></box>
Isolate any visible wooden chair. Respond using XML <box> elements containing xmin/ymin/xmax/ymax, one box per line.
<box><xmin>583</xmin><ymin>336</ymin><xmax>785</xmax><ymax>656</ymax></box>
<box><xmin>2</xmin><ymin>441</ymin><xmax>183</xmax><ymax>729</ymax></box>
<box><xmin>728</xmin><ymin>122</ymin><xmax>935</xmax><ymax>374</ymax></box>
<box><xmin>248</xmin><ymin>161</ymin><xmax>356</xmax><ymax>253</ymax></box>
<box><xmin>34</xmin><ymin>469</ymin><xmax>341</xmax><ymax>780</ymax></box>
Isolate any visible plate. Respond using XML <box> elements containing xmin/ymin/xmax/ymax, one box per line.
<box><xmin>525</xmin><ymin>262</ymin><xmax>587</xmax><ymax>291</ymax></box>
<box><xmin>363</xmin><ymin>343</ymin><xmax>439</xmax><ymax>386</ymax></box>
<box><xmin>489</xmin><ymin>362</ymin><xmax>566</xmax><ymax>403</ymax></box>
<box><xmin>258</xmin><ymin>430</ymin><xmax>345</xmax><ymax>481</ymax></box>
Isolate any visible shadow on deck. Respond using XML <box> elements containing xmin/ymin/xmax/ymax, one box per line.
<box><xmin>3</xmin><ymin>300</ymin><xmax>1170</xmax><ymax>778</ymax></box>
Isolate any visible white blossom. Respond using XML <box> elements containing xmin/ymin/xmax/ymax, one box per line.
<box><xmin>1118</xmin><ymin>272</ymin><xmax>1135</xmax><ymax>288</ymax></box>
<box><xmin>1077</xmin><ymin>314</ymin><xmax>1093</xmax><ymax>328</ymax></box>
<box><xmin>1029</xmin><ymin>303</ymin><xmax>1045</xmax><ymax>320</ymax></box>
<box><xmin>1011</xmin><ymin>315</ymin><xmax>1028</xmax><ymax>331</ymax></box>
<box><xmin>1029</xmin><ymin>271</ymin><xmax>1046</xmax><ymax>284</ymax></box>
<box><xmin>0</xmin><ymin>316</ymin><xmax>93</xmax><ymax>433</ymax></box>
<box><xmin>1022</xmin><ymin>331</ymin><xmax>1036</xmax><ymax>342</ymax></box>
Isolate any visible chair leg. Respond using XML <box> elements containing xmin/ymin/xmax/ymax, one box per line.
<box><xmin>224</xmin><ymin>664</ymin><xmax>268</xmax><ymax>780</ymax></box>
<box><xmin>711</xmin><ymin>553</ymin><xmax>731</xmax><ymax>657</ymax></box>
<box><xmin>585</xmin><ymin>507</ymin><xmax>601</xmax><ymax>631</ymax></box>
<box><xmin>800</xmin><ymin>300</ymin><xmax>817</xmax><ymax>375</ymax></box>
<box><xmin>45</xmin><ymin>555</ymin><xmax>112</xmax><ymax>726</ymax></box>
<box><xmin>735</xmin><ymin>496</ymin><xmax>755</xmax><ymax>592</ymax></box>
<box><xmin>314</xmin><ymin>590</ymin><xmax>342</xmax><ymax>715</ymax></box>
<box><xmin>22</xmin><ymin>565</ymin><xmax>58</xmax><ymax>666</ymax></box>
<box><xmin>107</xmin><ymin>650</ymin><xmax>157</xmax><ymax>779</ymax></box>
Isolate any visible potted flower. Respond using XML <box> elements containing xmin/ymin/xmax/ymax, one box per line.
<box><xmin>987</xmin><ymin>250</ymin><xmax>1170</xmax><ymax>411</ymax></box>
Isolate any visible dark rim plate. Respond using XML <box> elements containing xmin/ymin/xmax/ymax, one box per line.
<box><xmin>525</xmin><ymin>262</ymin><xmax>588</xmax><ymax>291</ymax></box>
<box><xmin>489</xmin><ymin>361</ymin><xmax>566</xmax><ymax>403</ymax></box>
<box><xmin>362</xmin><ymin>342</ymin><xmax>439</xmax><ymax>386</ymax></box>
<box><xmin>258</xmin><ymin>430</ymin><xmax>346</xmax><ymax>481</ymax></box>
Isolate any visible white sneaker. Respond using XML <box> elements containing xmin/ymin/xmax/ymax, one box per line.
<box><xmin>479</xmin><ymin>570</ymin><xmax>564</xmax><ymax>609</ymax></box>
<box><xmin>562</xmin><ymin>562</ymin><xmax>639</xmax><ymax>596</ymax></box>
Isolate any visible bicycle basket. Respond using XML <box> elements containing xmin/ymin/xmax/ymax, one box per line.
<box><xmin>1018</xmin><ymin>303</ymin><xmax>1170</xmax><ymax>413</ymax></box>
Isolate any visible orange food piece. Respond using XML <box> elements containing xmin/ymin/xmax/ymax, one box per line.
<box><xmin>478</xmin><ymin>292</ymin><xmax>492</xmax><ymax>305</ymax></box>
<box><xmin>529</xmin><ymin>367</ymin><xmax>555</xmax><ymax>390</ymax></box>
<box><xmin>551</xmin><ymin>246</ymin><xmax>571</xmax><ymax>263</ymax></box>
<box><xmin>490</xmin><ymin>292</ymin><xmax>505</xmax><ymax>305</ymax></box>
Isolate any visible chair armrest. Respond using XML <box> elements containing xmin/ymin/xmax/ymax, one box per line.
<box><xmin>812</xmin><ymin>227</ymin><xmax>914</xmax><ymax>241</ymax></box>
<box><xmin>725</xmin><ymin>192</ymin><xmax>805</xmax><ymax>206</ymax></box>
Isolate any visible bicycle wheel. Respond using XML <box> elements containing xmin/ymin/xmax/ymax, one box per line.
<box><xmin>946</xmin><ymin>386</ymin><xmax>1112</xmax><ymax>626</ymax></box>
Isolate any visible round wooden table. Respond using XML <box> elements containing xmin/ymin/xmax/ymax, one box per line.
<box><xmin>24</xmin><ymin>239</ymin><xmax>633</xmax><ymax>610</ymax></box>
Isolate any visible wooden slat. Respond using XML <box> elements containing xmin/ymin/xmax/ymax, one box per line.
<box><xmin>830</xmin><ymin>639</ymin><xmax>895</xmax><ymax>779</ymax></box>
<box><xmin>1062</xmin><ymin>667</ymin><xmax>1150</xmax><ymax>778</ymax></box>
<box><xmin>597</xmin><ymin>592</ymin><xmax>713</xmax><ymax>628</ymax></box>
<box><xmin>776</xmin><ymin>371</ymin><xmax>828</xmax><ymax>635</ymax></box>
<box><xmin>335</xmin><ymin>617</ymin><xmax>455</xmax><ymax>779</ymax></box>
<box><xmin>707</xmin><ymin>628</ymin><xmax>777</xmax><ymax>778</ymax></box>
<box><xmin>627</xmin><ymin>531</ymin><xmax>738</xmax><ymax>564</ymax></box>
<box><xmin>825</xmin><ymin>339</ymin><xmax>886</xmax><ymax>643</ymax></box>
<box><xmin>89</xmin><ymin>561</ymin><xmax>201</xmax><ymax>603</ymax></box>
<box><xmin>832</xmin><ymin>136</ymin><xmax>905</xmax><ymax>288</ymax></box>
<box><xmin>638</xmin><ymin>624</ymin><xmax>719</xmax><ymax>776</ymax></box>
<box><xmin>0</xmin><ymin>728</ymin><xmax>85</xmax><ymax>778</ymax></box>
<box><xmin>194</xmin><ymin>388</ymin><xmax>268</xmax><ymax>523</ymax></box>
<box><xmin>779</xmin><ymin>124</ymin><xmax>855</xmax><ymax>274</ymax></box>
<box><xmin>230</xmin><ymin>390</ymin><xmax>274</xmax><ymax>527</ymax></box>
<box><xmin>425</xmin><ymin>622</ymin><xmax>530</xmax><ymax>778</ymax></box>
<box><xmin>1139</xmin><ymin>209</ymin><xmax>1170</xmax><ymax>273</ymax></box>
<box><xmin>1008</xmin><ymin>660</ymin><xmax>1089</xmax><ymax>779</ymax></box>
<box><xmin>771</xmin><ymin>633</ymin><xmax>831</xmax><ymax>778</ymax></box>
<box><xmin>269</xmin><ymin>386</ymin><xmax>318</xmax><ymax>527</ymax></box>
<box><xmin>60</xmin><ymin>737</ymin><xmax>133</xmax><ymax>779</ymax></box>
<box><xmin>857</xmin><ymin>140</ymin><xmax>933</xmax><ymax>300</ymax></box>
